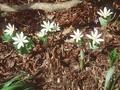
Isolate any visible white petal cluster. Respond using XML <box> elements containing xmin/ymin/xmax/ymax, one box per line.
<box><xmin>37</xmin><ymin>21</ymin><xmax>61</xmax><ymax>38</ymax></box>
<box><xmin>70</xmin><ymin>29</ymin><xmax>83</xmax><ymax>43</ymax></box>
<box><xmin>86</xmin><ymin>28</ymin><xmax>104</xmax><ymax>45</ymax></box>
<box><xmin>4</xmin><ymin>23</ymin><xmax>15</xmax><ymax>36</ymax></box>
<box><xmin>12</xmin><ymin>32</ymin><xmax>29</xmax><ymax>49</ymax></box>
<box><xmin>97</xmin><ymin>7</ymin><xmax>113</xmax><ymax>18</ymax></box>
<box><xmin>52</xmin><ymin>23</ymin><xmax>60</xmax><ymax>32</ymax></box>
<box><xmin>37</xmin><ymin>30</ymin><xmax>47</xmax><ymax>38</ymax></box>
<box><xmin>41</xmin><ymin>21</ymin><xmax>61</xmax><ymax>32</ymax></box>
<box><xmin>41</xmin><ymin>21</ymin><xmax>54</xmax><ymax>32</ymax></box>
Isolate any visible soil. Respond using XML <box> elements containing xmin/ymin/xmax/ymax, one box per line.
<box><xmin>0</xmin><ymin>0</ymin><xmax>120</xmax><ymax>90</ymax></box>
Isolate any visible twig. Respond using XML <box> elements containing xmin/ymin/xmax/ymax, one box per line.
<box><xmin>1</xmin><ymin>49</ymin><xmax>14</xmax><ymax>60</ymax></box>
<box><xmin>0</xmin><ymin>0</ymin><xmax>83</xmax><ymax>12</ymax></box>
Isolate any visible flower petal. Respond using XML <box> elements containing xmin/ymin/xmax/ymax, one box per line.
<box><xmin>16</xmin><ymin>33</ymin><xmax>20</xmax><ymax>39</ymax></box>
<box><xmin>13</xmin><ymin>41</ymin><xmax>19</xmax><ymax>45</ymax></box>
<box><xmin>94</xmin><ymin>28</ymin><xmax>98</xmax><ymax>37</ymax></box>
<box><xmin>96</xmin><ymin>33</ymin><xmax>102</xmax><ymax>38</ymax></box>
<box><xmin>12</xmin><ymin>37</ymin><xmax>18</xmax><ymax>41</ymax></box>
<box><xmin>23</xmin><ymin>39</ymin><xmax>29</xmax><ymax>43</ymax></box>
<box><xmin>104</xmin><ymin>7</ymin><xmax>107</xmax><ymax>14</ymax></box>
<box><xmin>70</xmin><ymin>35</ymin><xmax>75</xmax><ymax>38</ymax></box>
<box><xmin>98</xmin><ymin>38</ymin><xmax>104</xmax><ymax>42</ymax></box>
<box><xmin>86</xmin><ymin>34</ymin><xmax>93</xmax><ymax>39</ymax></box>
<box><xmin>20</xmin><ymin>32</ymin><xmax>24</xmax><ymax>38</ymax></box>
<box><xmin>17</xmin><ymin>43</ymin><xmax>22</xmax><ymax>49</ymax></box>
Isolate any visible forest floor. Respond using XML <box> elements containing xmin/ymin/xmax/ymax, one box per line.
<box><xmin>0</xmin><ymin>0</ymin><xmax>120</xmax><ymax>90</ymax></box>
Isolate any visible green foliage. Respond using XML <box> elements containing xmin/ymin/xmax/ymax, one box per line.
<box><xmin>99</xmin><ymin>17</ymin><xmax>108</xmax><ymax>26</ymax></box>
<box><xmin>75</xmin><ymin>38</ymin><xmax>83</xmax><ymax>47</ymax></box>
<box><xmin>25</xmin><ymin>38</ymin><xmax>34</xmax><ymax>52</ymax></box>
<box><xmin>79</xmin><ymin>50</ymin><xmax>84</xmax><ymax>60</ymax></box>
<box><xmin>39</xmin><ymin>36</ymin><xmax>48</xmax><ymax>44</ymax></box>
<box><xmin>79</xmin><ymin>50</ymin><xmax>85</xmax><ymax>70</ymax></box>
<box><xmin>16</xmin><ymin>46</ymin><xmax>28</xmax><ymax>54</ymax></box>
<box><xmin>104</xmin><ymin>49</ymin><xmax>119</xmax><ymax>90</ymax></box>
<box><xmin>0</xmin><ymin>74</ymin><xmax>34</xmax><ymax>90</ymax></box>
<box><xmin>104</xmin><ymin>66</ymin><xmax>115</xmax><ymax>90</ymax></box>
<box><xmin>89</xmin><ymin>40</ymin><xmax>98</xmax><ymax>50</ymax></box>
<box><xmin>2</xmin><ymin>33</ymin><xmax>12</xmax><ymax>42</ymax></box>
<box><xmin>109</xmin><ymin>49</ymin><xmax>119</xmax><ymax>67</ymax></box>
<box><xmin>99</xmin><ymin>16</ymin><xmax>112</xmax><ymax>26</ymax></box>
<box><xmin>15</xmin><ymin>38</ymin><xmax>34</xmax><ymax>54</ymax></box>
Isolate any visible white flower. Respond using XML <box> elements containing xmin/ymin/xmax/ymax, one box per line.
<box><xmin>70</xmin><ymin>29</ymin><xmax>83</xmax><ymax>43</ymax></box>
<box><xmin>53</xmin><ymin>23</ymin><xmax>60</xmax><ymax>32</ymax></box>
<box><xmin>86</xmin><ymin>28</ymin><xmax>104</xmax><ymax>45</ymax></box>
<box><xmin>97</xmin><ymin>7</ymin><xmax>113</xmax><ymax>18</ymax></box>
<box><xmin>12</xmin><ymin>32</ymin><xmax>29</xmax><ymax>49</ymax></box>
<box><xmin>37</xmin><ymin>30</ymin><xmax>47</xmax><ymax>38</ymax></box>
<box><xmin>4</xmin><ymin>23</ymin><xmax>15</xmax><ymax>36</ymax></box>
<box><xmin>41</xmin><ymin>21</ymin><xmax>54</xmax><ymax>32</ymax></box>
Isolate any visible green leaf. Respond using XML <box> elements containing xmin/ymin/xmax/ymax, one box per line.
<box><xmin>107</xmin><ymin>16</ymin><xmax>112</xmax><ymax>22</ymax></box>
<box><xmin>16</xmin><ymin>47</ymin><xmax>28</xmax><ymax>54</ymax></box>
<box><xmin>104</xmin><ymin>66</ymin><xmax>115</xmax><ymax>90</ymax></box>
<box><xmin>39</xmin><ymin>36</ymin><xmax>48</xmax><ymax>44</ymax></box>
<box><xmin>79</xmin><ymin>50</ymin><xmax>84</xmax><ymax>60</ymax></box>
<box><xmin>2</xmin><ymin>81</ymin><xmax>33</xmax><ymax>90</ymax></box>
<box><xmin>26</xmin><ymin>38</ymin><xmax>34</xmax><ymax>52</ymax></box>
<box><xmin>99</xmin><ymin>17</ymin><xmax>108</xmax><ymax>26</ymax></box>
<box><xmin>1</xmin><ymin>74</ymin><xmax>34</xmax><ymax>90</ymax></box>
<box><xmin>2</xmin><ymin>82</ymin><xmax>25</xmax><ymax>90</ymax></box>
<box><xmin>2</xmin><ymin>33</ymin><xmax>12</xmax><ymax>42</ymax></box>
<box><xmin>79</xmin><ymin>50</ymin><xmax>85</xmax><ymax>70</ymax></box>
<box><xmin>3</xmin><ymin>74</ymin><xmax>23</xmax><ymax>88</ymax></box>
<box><xmin>109</xmin><ymin>49</ymin><xmax>119</xmax><ymax>67</ymax></box>
<box><xmin>88</xmin><ymin>40</ymin><xmax>98</xmax><ymax>50</ymax></box>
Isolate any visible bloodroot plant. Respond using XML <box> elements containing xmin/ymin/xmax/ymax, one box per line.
<box><xmin>2</xmin><ymin>21</ymin><xmax>60</xmax><ymax>54</ymax></box>
<box><xmin>70</xmin><ymin>28</ymin><xmax>104</xmax><ymax>70</ymax></box>
<box><xmin>70</xmin><ymin>29</ymin><xmax>84</xmax><ymax>46</ymax></box>
<box><xmin>104</xmin><ymin>49</ymin><xmax>119</xmax><ymax>90</ymax></box>
<box><xmin>70</xmin><ymin>29</ymin><xmax>85</xmax><ymax>69</ymax></box>
<box><xmin>2</xmin><ymin>23</ymin><xmax>34</xmax><ymax>54</ymax></box>
<box><xmin>36</xmin><ymin>20</ymin><xmax>60</xmax><ymax>44</ymax></box>
<box><xmin>2</xmin><ymin>23</ymin><xmax>16</xmax><ymax>42</ymax></box>
<box><xmin>86</xmin><ymin>28</ymin><xmax>104</xmax><ymax>50</ymax></box>
<box><xmin>97</xmin><ymin>7</ymin><xmax>113</xmax><ymax>26</ymax></box>
<box><xmin>12</xmin><ymin>32</ymin><xmax>34</xmax><ymax>54</ymax></box>
<box><xmin>41</xmin><ymin>21</ymin><xmax>55</xmax><ymax>33</ymax></box>
<box><xmin>70</xmin><ymin>28</ymin><xmax>104</xmax><ymax>50</ymax></box>
<box><xmin>36</xmin><ymin>29</ymin><xmax>48</xmax><ymax>44</ymax></box>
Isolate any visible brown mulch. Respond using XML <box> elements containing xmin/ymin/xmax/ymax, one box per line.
<box><xmin>0</xmin><ymin>0</ymin><xmax>120</xmax><ymax>90</ymax></box>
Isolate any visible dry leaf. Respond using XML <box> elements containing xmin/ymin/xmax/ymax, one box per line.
<box><xmin>62</xmin><ymin>25</ymin><xmax>74</xmax><ymax>35</ymax></box>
